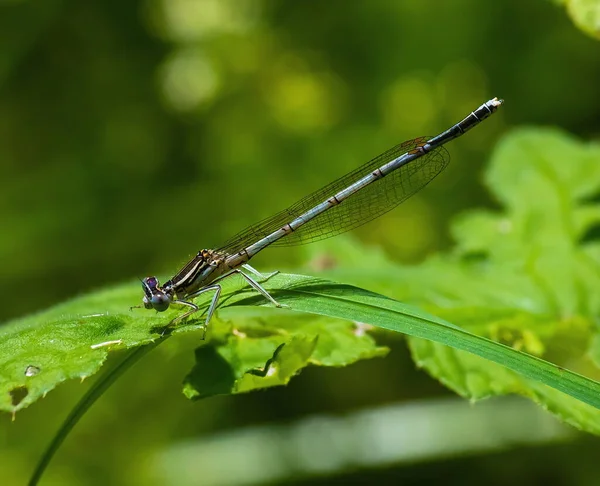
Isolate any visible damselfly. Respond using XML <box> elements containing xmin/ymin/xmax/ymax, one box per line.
<box><xmin>140</xmin><ymin>98</ymin><xmax>503</xmax><ymax>333</ymax></box>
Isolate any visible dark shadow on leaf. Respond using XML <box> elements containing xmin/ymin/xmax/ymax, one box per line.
<box><xmin>245</xmin><ymin>342</ymin><xmax>286</xmax><ymax>377</ymax></box>
<box><xmin>578</xmin><ymin>191</ymin><xmax>600</xmax><ymax>205</ymax></box>
<box><xmin>579</xmin><ymin>222</ymin><xmax>600</xmax><ymax>244</ymax></box>
<box><xmin>184</xmin><ymin>346</ymin><xmax>236</xmax><ymax>399</ymax></box>
<box><xmin>100</xmin><ymin>318</ymin><xmax>126</xmax><ymax>336</ymax></box>
<box><xmin>459</xmin><ymin>250</ymin><xmax>489</xmax><ymax>263</ymax></box>
<box><xmin>150</xmin><ymin>309</ymin><xmax>209</xmax><ymax>336</ymax></box>
<box><xmin>80</xmin><ymin>315</ymin><xmax>126</xmax><ymax>339</ymax></box>
<box><xmin>150</xmin><ymin>324</ymin><xmax>173</xmax><ymax>336</ymax></box>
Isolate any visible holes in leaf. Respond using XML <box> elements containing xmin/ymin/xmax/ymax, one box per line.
<box><xmin>9</xmin><ymin>386</ymin><xmax>28</xmax><ymax>406</ymax></box>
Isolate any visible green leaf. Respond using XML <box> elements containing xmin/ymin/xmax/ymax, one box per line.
<box><xmin>555</xmin><ymin>0</ymin><xmax>600</xmax><ymax>40</ymax></box>
<box><xmin>3</xmin><ymin>270</ymin><xmax>600</xmax><ymax>423</ymax></box>
<box><xmin>2</xmin><ymin>127</ymin><xmax>600</xmax><ymax>437</ymax></box>
<box><xmin>306</xmin><ymin>128</ymin><xmax>600</xmax><ymax>433</ymax></box>
<box><xmin>182</xmin><ymin>309</ymin><xmax>388</xmax><ymax>399</ymax></box>
<box><xmin>234</xmin><ymin>336</ymin><xmax>318</xmax><ymax>393</ymax></box>
<box><xmin>0</xmin><ymin>275</ymin><xmax>390</xmax><ymax>413</ymax></box>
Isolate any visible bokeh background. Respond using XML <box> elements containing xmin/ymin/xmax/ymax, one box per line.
<box><xmin>1</xmin><ymin>0</ymin><xmax>600</xmax><ymax>485</ymax></box>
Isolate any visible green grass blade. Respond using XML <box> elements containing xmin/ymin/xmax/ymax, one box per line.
<box><xmin>224</xmin><ymin>274</ymin><xmax>600</xmax><ymax>409</ymax></box>
<box><xmin>27</xmin><ymin>341</ymin><xmax>162</xmax><ymax>486</ymax></box>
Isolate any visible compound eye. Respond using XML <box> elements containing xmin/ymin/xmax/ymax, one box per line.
<box><xmin>151</xmin><ymin>293</ymin><xmax>171</xmax><ymax>312</ymax></box>
<box><xmin>141</xmin><ymin>277</ymin><xmax>161</xmax><ymax>298</ymax></box>
<box><xmin>142</xmin><ymin>296</ymin><xmax>152</xmax><ymax>309</ymax></box>
<box><xmin>141</xmin><ymin>276</ymin><xmax>170</xmax><ymax>311</ymax></box>
<box><xmin>143</xmin><ymin>276</ymin><xmax>159</xmax><ymax>289</ymax></box>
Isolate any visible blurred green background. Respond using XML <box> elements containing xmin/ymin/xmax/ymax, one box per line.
<box><xmin>1</xmin><ymin>0</ymin><xmax>600</xmax><ymax>485</ymax></box>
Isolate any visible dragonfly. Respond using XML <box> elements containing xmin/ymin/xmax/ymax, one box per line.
<box><xmin>140</xmin><ymin>97</ymin><xmax>503</xmax><ymax>334</ymax></box>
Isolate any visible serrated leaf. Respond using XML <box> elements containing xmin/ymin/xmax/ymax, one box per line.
<box><xmin>182</xmin><ymin>310</ymin><xmax>387</xmax><ymax>399</ymax></box>
<box><xmin>3</xmin><ymin>127</ymin><xmax>600</xmax><ymax>437</ymax></box>
<box><xmin>0</xmin><ymin>275</ymin><xmax>389</xmax><ymax>412</ymax></box>
<box><xmin>234</xmin><ymin>336</ymin><xmax>318</xmax><ymax>393</ymax></box>
<box><xmin>3</xmin><ymin>270</ymin><xmax>600</xmax><ymax>424</ymax></box>
<box><xmin>223</xmin><ymin>274</ymin><xmax>600</xmax><ymax>420</ymax></box>
<box><xmin>314</xmin><ymin>128</ymin><xmax>600</xmax><ymax>433</ymax></box>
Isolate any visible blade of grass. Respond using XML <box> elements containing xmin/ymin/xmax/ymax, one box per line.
<box><xmin>28</xmin><ymin>340</ymin><xmax>164</xmax><ymax>486</ymax></box>
<box><xmin>224</xmin><ymin>275</ymin><xmax>600</xmax><ymax>410</ymax></box>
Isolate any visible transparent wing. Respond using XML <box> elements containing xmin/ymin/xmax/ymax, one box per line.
<box><xmin>217</xmin><ymin>137</ymin><xmax>449</xmax><ymax>252</ymax></box>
